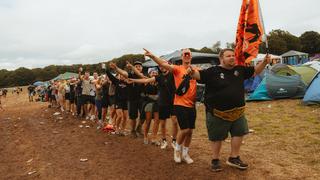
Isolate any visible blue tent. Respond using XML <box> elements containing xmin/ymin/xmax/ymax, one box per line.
<box><xmin>247</xmin><ymin>78</ymin><xmax>272</xmax><ymax>101</ymax></box>
<box><xmin>303</xmin><ymin>72</ymin><xmax>320</xmax><ymax>104</ymax></box>
<box><xmin>247</xmin><ymin>73</ymin><xmax>306</xmax><ymax>101</ymax></box>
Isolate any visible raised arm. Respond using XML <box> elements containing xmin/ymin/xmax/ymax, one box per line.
<box><xmin>254</xmin><ymin>54</ymin><xmax>271</xmax><ymax>75</ymax></box>
<box><xmin>126</xmin><ymin>61</ymin><xmax>147</xmax><ymax>79</ymax></box>
<box><xmin>110</xmin><ymin>62</ymin><xmax>129</xmax><ymax>78</ymax></box>
<box><xmin>78</xmin><ymin>67</ymin><xmax>83</xmax><ymax>81</ymax></box>
<box><xmin>128</xmin><ymin>77</ymin><xmax>156</xmax><ymax>84</ymax></box>
<box><xmin>143</xmin><ymin>48</ymin><xmax>174</xmax><ymax>72</ymax></box>
<box><xmin>105</xmin><ymin>69</ymin><xmax>119</xmax><ymax>85</ymax></box>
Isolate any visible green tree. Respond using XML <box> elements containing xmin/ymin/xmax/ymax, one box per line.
<box><xmin>299</xmin><ymin>31</ymin><xmax>320</xmax><ymax>54</ymax></box>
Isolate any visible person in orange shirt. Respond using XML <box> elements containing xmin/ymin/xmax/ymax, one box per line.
<box><xmin>144</xmin><ymin>48</ymin><xmax>197</xmax><ymax>164</ymax></box>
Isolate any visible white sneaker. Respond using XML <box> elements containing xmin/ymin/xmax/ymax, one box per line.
<box><xmin>174</xmin><ymin>149</ymin><xmax>182</xmax><ymax>163</ymax></box>
<box><xmin>171</xmin><ymin>141</ymin><xmax>176</xmax><ymax>149</ymax></box>
<box><xmin>161</xmin><ymin>140</ymin><xmax>168</xmax><ymax>149</ymax></box>
<box><xmin>86</xmin><ymin>116</ymin><xmax>90</xmax><ymax>120</ymax></box>
<box><xmin>182</xmin><ymin>154</ymin><xmax>194</xmax><ymax>164</ymax></box>
<box><xmin>90</xmin><ymin>115</ymin><xmax>95</xmax><ymax>121</ymax></box>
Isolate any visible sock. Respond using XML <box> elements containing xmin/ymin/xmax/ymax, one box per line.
<box><xmin>175</xmin><ymin>143</ymin><xmax>181</xmax><ymax>151</ymax></box>
<box><xmin>182</xmin><ymin>146</ymin><xmax>189</xmax><ymax>156</ymax></box>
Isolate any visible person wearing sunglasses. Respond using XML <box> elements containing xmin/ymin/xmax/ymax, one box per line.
<box><xmin>144</xmin><ymin>48</ymin><xmax>197</xmax><ymax>164</ymax></box>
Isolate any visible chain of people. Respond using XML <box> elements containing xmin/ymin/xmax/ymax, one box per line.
<box><xmin>17</xmin><ymin>48</ymin><xmax>271</xmax><ymax>172</ymax></box>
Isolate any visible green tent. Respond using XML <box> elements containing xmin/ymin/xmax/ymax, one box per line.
<box><xmin>271</xmin><ymin>64</ymin><xmax>317</xmax><ymax>86</ymax></box>
<box><xmin>51</xmin><ymin>72</ymin><xmax>78</xmax><ymax>81</ymax></box>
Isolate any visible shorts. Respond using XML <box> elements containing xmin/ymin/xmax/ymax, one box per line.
<box><xmin>206</xmin><ymin>112</ymin><xmax>249</xmax><ymax>141</ymax></box>
<box><xmin>81</xmin><ymin>95</ymin><xmax>92</xmax><ymax>105</ymax></box>
<box><xmin>159</xmin><ymin>105</ymin><xmax>175</xmax><ymax>120</ymax></box>
<box><xmin>101</xmin><ymin>96</ymin><xmax>109</xmax><ymax>108</ymax></box>
<box><xmin>65</xmin><ymin>93</ymin><xmax>70</xmax><ymax>100</ymax></box>
<box><xmin>128</xmin><ymin>100</ymin><xmax>143</xmax><ymax>120</ymax></box>
<box><xmin>70</xmin><ymin>94</ymin><xmax>75</xmax><ymax>104</ymax></box>
<box><xmin>115</xmin><ymin>100</ymin><xmax>128</xmax><ymax>110</ymax></box>
<box><xmin>51</xmin><ymin>95</ymin><xmax>56</xmax><ymax>101</ymax></box>
<box><xmin>144</xmin><ymin>102</ymin><xmax>158</xmax><ymax>113</ymax></box>
<box><xmin>109</xmin><ymin>95</ymin><xmax>116</xmax><ymax>106</ymax></box>
<box><xmin>174</xmin><ymin>105</ymin><xmax>196</xmax><ymax>130</ymax></box>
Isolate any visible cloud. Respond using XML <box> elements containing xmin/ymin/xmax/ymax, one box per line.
<box><xmin>0</xmin><ymin>0</ymin><xmax>319</xmax><ymax>70</ymax></box>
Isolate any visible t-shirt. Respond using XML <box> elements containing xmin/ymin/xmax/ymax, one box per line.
<box><xmin>199</xmin><ymin>65</ymin><xmax>255</xmax><ymax>111</ymax></box>
<box><xmin>172</xmin><ymin>65</ymin><xmax>197</xmax><ymax>108</ymax></box>
<box><xmin>155</xmin><ymin>72</ymin><xmax>175</xmax><ymax>106</ymax></box>
<box><xmin>127</xmin><ymin>73</ymin><xmax>144</xmax><ymax>101</ymax></box>
<box><xmin>81</xmin><ymin>79</ymin><xmax>91</xmax><ymax>95</ymax></box>
<box><xmin>106</xmin><ymin>70</ymin><xmax>128</xmax><ymax>102</ymax></box>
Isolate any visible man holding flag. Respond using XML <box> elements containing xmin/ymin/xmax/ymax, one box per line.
<box><xmin>188</xmin><ymin>0</ymin><xmax>270</xmax><ymax>172</ymax></box>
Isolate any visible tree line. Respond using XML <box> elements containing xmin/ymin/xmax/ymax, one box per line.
<box><xmin>1</xmin><ymin>29</ymin><xmax>319</xmax><ymax>88</ymax></box>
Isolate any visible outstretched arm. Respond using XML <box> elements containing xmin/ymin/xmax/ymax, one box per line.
<box><xmin>105</xmin><ymin>69</ymin><xmax>119</xmax><ymax>85</ymax></box>
<box><xmin>110</xmin><ymin>62</ymin><xmax>129</xmax><ymax>78</ymax></box>
<box><xmin>143</xmin><ymin>48</ymin><xmax>174</xmax><ymax>72</ymax></box>
<box><xmin>254</xmin><ymin>54</ymin><xmax>271</xmax><ymax>75</ymax></box>
<box><xmin>126</xmin><ymin>61</ymin><xmax>146</xmax><ymax>79</ymax></box>
<box><xmin>128</xmin><ymin>77</ymin><xmax>156</xmax><ymax>84</ymax></box>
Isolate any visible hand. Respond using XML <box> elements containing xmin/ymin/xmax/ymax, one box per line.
<box><xmin>109</xmin><ymin>62</ymin><xmax>117</xmax><ymax>69</ymax></box>
<box><xmin>126</xmin><ymin>61</ymin><xmax>133</xmax><ymax>70</ymax></box>
<box><xmin>126</xmin><ymin>79</ymin><xmax>134</xmax><ymax>84</ymax></box>
<box><xmin>264</xmin><ymin>54</ymin><xmax>271</xmax><ymax>64</ymax></box>
<box><xmin>101</xmin><ymin>63</ymin><xmax>106</xmax><ymax>69</ymax></box>
<box><xmin>186</xmin><ymin>65</ymin><xmax>194</xmax><ymax>75</ymax></box>
<box><xmin>143</xmin><ymin>48</ymin><xmax>154</xmax><ymax>59</ymax></box>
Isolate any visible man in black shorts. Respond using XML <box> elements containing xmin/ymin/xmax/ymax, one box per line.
<box><xmin>110</xmin><ymin>61</ymin><xmax>145</xmax><ymax>138</ymax></box>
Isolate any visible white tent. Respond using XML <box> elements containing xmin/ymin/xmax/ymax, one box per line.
<box><xmin>304</xmin><ymin>61</ymin><xmax>320</xmax><ymax>71</ymax></box>
<box><xmin>251</xmin><ymin>54</ymin><xmax>282</xmax><ymax>66</ymax></box>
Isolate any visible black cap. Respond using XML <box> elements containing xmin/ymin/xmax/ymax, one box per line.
<box><xmin>134</xmin><ymin>61</ymin><xmax>143</xmax><ymax>66</ymax></box>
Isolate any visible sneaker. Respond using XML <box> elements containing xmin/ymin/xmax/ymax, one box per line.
<box><xmin>85</xmin><ymin>116</ymin><xmax>90</xmax><ymax>120</ymax></box>
<box><xmin>160</xmin><ymin>140</ymin><xmax>168</xmax><ymax>149</ymax></box>
<box><xmin>171</xmin><ymin>140</ymin><xmax>176</xmax><ymax>149</ymax></box>
<box><xmin>211</xmin><ymin>159</ymin><xmax>222</xmax><ymax>172</ymax></box>
<box><xmin>226</xmin><ymin>156</ymin><xmax>248</xmax><ymax>170</ymax></box>
<box><xmin>151</xmin><ymin>140</ymin><xmax>160</xmax><ymax>146</ymax></box>
<box><xmin>174</xmin><ymin>148</ymin><xmax>182</xmax><ymax>163</ymax></box>
<box><xmin>131</xmin><ymin>131</ymin><xmax>137</xmax><ymax>138</ymax></box>
<box><xmin>90</xmin><ymin>115</ymin><xmax>95</xmax><ymax>121</ymax></box>
<box><xmin>182</xmin><ymin>154</ymin><xmax>194</xmax><ymax>164</ymax></box>
<box><xmin>143</xmin><ymin>138</ymin><xmax>149</xmax><ymax>145</ymax></box>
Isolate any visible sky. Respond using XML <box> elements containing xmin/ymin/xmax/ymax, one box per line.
<box><xmin>0</xmin><ymin>0</ymin><xmax>319</xmax><ymax>70</ymax></box>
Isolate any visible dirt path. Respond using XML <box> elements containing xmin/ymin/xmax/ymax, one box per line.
<box><xmin>0</xmin><ymin>91</ymin><xmax>318</xmax><ymax>179</ymax></box>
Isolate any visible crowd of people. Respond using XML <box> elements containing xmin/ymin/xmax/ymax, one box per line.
<box><xmin>26</xmin><ymin>48</ymin><xmax>270</xmax><ymax>172</ymax></box>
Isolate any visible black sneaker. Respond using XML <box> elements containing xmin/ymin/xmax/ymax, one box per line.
<box><xmin>226</xmin><ymin>156</ymin><xmax>248</xmax><ymax>170</ymax></box>
<box><xmin>211</xmin><ymin>159</ymin><xmax>222</xmax><ymax>172</ymax></box>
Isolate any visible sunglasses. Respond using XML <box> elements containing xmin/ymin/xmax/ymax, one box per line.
<box><xmin>183</xmin><ymin>52</ymin><xmax>191</xmax><ymax>57</ymax></box>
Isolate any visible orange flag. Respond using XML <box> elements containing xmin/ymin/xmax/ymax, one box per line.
<box><xmin>235</xmin><ymin>0</ymin><xmax>265</xmax><ymax>66</ymax></box>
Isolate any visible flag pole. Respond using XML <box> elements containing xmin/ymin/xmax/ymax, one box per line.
<box><xmin>258</xmin><ymin>0</ymin><xmax>269</xmax><ymax>55</ymax></box>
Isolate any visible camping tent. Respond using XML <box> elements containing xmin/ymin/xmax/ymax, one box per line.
<box><xmin>251</xmin><ymin>54</ymin><xmax>282</xmax><ymax>66</ymax></box>
<box><xmin>281</xmin><ymin>50</ymin><xmax>309</xmax><ymax>65</ymax></box>
<box><xmin>303</xmin><ymin>61</ymin><xmax>320</xmax><ymax>71</ymax></box>
<box><xmin>33</xmin><ymin>81</ymin><xmax>44</xmax><ymax>86</ymax></box>
<box><xmin>247</xmin><ymin>73</ymin><xmax>306</xmax><ymax>101</ymax></box>
<box><xmin>303</xmin><ymin>72</ymin><xmax>320</xmax><ymax>104</ymax></box>
<box><xmin>143</xmin><ymin>50</ymin><xmax>220</xmax><ymax>67</ymax></box>
<box><xmin>51</xmin><ymin>72</ymin><xmax>79</xmax><ymax>81</ymax></box>
<box><xmin>271</xmin><ymin>64</ymin><xmax>317</xmax><ymax>86</ymax></box>
<box><xmin>244</xmin><ymin>69</ymin><xmax>266</xmax><ymax>93</ymax></box>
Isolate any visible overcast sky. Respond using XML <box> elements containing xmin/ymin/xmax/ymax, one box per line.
<box><xmin>0</xmin><ymin>0</ymin><xmax>319</xmax><ymax>70</ymax></box>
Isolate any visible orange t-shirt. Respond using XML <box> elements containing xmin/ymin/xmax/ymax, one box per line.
<box><xmin>172</xmin><ymin>65</ymin><xmax>197</xmax><ymax>108</ymax></box>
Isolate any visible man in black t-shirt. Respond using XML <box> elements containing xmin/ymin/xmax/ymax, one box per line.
<box><xmin>110</xmin><ymin>61</ymin><xmax>145</xmax><ymax>138</ymax></box>
<box><xmin>190</xmin><ymin>48</ymin><xmax>270</xmax><ymax>172</ymax></box>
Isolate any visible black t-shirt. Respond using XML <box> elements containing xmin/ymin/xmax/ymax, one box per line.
<box><xmin>127</xmin><ymin>73</ymin><xmax>144</xmax><ymax>101</ymax></box>
<box><xmin>106</xmin><ymin>70</ymin><xmax>128</xmax><ymax>102</ymax></box>
<box><xmin>199</xmin><ymin>65</ymin><xmax>254</xmax><ymax>111</ymax></box>
<box><xmin>155</xmin><ymin>72</ymin><xmax>175</xmax><ymax>106</ymax></box>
